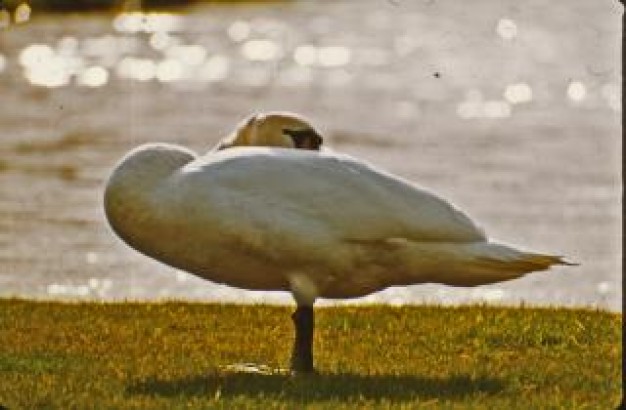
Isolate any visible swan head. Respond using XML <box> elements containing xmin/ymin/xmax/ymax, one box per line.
<box><xmin>216</xmin><ymin>112</ymin><xmax>323</xmax><ymax>151</ymax></box>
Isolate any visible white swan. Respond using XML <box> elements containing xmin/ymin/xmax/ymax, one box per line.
<box><xmin>104</xmin><ymin>112</ymin><xmax>572</xmax><ymax>373</ymax></box>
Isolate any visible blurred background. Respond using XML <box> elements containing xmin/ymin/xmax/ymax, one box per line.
<box><xmin>0</xmin><ymin>0</ymin><xmax>621</xmax><ymax>310</ymax></box>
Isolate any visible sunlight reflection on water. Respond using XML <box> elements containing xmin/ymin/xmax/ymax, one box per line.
<box><xmin>456</xmin><ymin>88</ymin><xmax>512</xmax><ymax>120</ymax></box>
<box><xmin>156</xmin><ymin>59</ymin><xmax>185</xmax><ymax>82</ymax></box>
<box><xmin>496</xmin><ymin>18</ymin><xmax>518</xmax><ymax>40</ymax></box>
<box><xmin>227</xmin><ymin>20</ymin><xmax>251</xmax><ymax>42</ymax></box>
<box><xmin>166</xmin><ymin>44</ymin><xmax>207</xmax><ymax>66</ymax></box>
<box><xmin>112</xmin><ymin>11</ymin><xmax>183</xmax><ymax>34</ymax></box>
<box><xmin>293</xmin><ymin>45</ymin><xmax>352</xmax><ymax>68</ymax></box>
<box><xmin>9</xmin><ymin>9</ymin><xmax>621</xmax><ymax>114</ymax></box>
<box><xmin>20</xmin><ymin>43</ymin><xmax>76</xmax><ymax>87</ymax></box>
<box><xmin>77</xmin><ymin>65</ymin><xmax>109</xmax><ymax>87</ymax></box>
<box><xmin>117</xmin><ymin>56</ymin><xmax>156</xmax><ymax>81</ymax></box>
<box><xmin>567</xmin><ymin>81</ymin><xmax>587</xmax><ymax>103</ymax></box>
<box><xmin>504</xmin><ymin>83</ymin><xmax>533</xmax><ymax>104</ymax></box>
<box><xmin>241</xmin><ymin>39</ymin><xmax>282</xmax><ymax>61</ymax></box>
<box><xmin>15</xmin><ymin>3</ymin><xmax>30</xmax><ymax>22</ymax></box>
<box><xmin>0</xmin><ymin>1</ymin><xmax>621</xmax><ymax>309</ymax></box>
<box><xmin>16</xmin><ymin>12</ymin><xmax>240</xmax><ymax>88</ymax></box>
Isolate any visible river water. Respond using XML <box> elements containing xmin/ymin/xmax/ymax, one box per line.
<box><xmin>0</xmin><ymin>0</ymin><xmax>621</xmax><ymax>310</ymax></box>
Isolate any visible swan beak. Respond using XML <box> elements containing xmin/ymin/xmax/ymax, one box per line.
<box><xmin>284</xmin><ymin>129</ymin><xmax>323</xmax><ymax>151</ymax></box>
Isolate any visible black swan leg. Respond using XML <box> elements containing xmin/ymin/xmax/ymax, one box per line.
<box><xmin>290</xmin><ymin>305</ymin><xmax>315</xmax><ymax>373</ymax></box>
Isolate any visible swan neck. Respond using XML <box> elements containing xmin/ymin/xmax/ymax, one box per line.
<box><xmin>104</xmin><ymin>144</ymin><xmax>196</xmax><ymax>241</ymax></box>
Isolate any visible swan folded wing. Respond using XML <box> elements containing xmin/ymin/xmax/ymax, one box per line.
<box><xmin>177</xmin><ymin>148</ymin><xmax>486</xmax><ymax>254</ymax></box>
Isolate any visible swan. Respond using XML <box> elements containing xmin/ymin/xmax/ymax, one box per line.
<box><xmin>104</xmin><ymin>112</ymin><xmax>573</xmax><ymax>374</ymax></box>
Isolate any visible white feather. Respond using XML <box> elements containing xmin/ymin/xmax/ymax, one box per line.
<box><xmin>104</xmin><ymin>144</ymin><xmax>570</xmax><ymax>302</ymax></box>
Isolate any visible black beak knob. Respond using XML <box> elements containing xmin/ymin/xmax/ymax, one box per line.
<box><xmin>283</xmin><ymin>129</ymin><xmax>323</xmax><ymax>150</ymax></box>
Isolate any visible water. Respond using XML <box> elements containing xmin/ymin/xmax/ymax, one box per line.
<box><xmin>0</xmin><ymin>0</ymin><xmax>621</xmax><ymax>310</ymax></box>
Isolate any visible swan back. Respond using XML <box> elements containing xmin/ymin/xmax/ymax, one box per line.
<box><xmin>172</xmin><ymin>146</ymin><xmax>486</xmax><ymax>247</ymax></box>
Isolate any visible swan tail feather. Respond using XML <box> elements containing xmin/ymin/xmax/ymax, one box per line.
<box><xmin>473</xmin><ymin>251</ymin><xmax>572</xmax><ymax>275</ymax></box>
<box><xmin>393</xmin><ymin>240</ymin><xmax>576</xmax><ymax>287</ymax></box>
<box><xmin>446</xmin><ymin>243</ymin><xmax>576</xmax><ymax>286</ymax></box>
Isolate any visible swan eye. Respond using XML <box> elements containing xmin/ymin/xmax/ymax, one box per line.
<box><xmin>283</xmin><ymin>128</ymin><xmax>323</xmax><ymax>150</ymax></box>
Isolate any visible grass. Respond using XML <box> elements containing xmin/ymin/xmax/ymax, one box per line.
<box><xmin>0</xmin><ymin>299</ymin><xmax>621</xmax><ymax>409</ymax></box>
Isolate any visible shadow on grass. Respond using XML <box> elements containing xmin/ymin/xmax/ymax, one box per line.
<box><xmin>127</xmin><ymin>371</ymin><xmax>505</xmax><ymax>401</ymax></box>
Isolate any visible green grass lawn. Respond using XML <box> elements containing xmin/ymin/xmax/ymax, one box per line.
<box><xmin>0</xmin><ymin>299</ymin><xmax>621</xmax><ymax>409</ymax></box>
